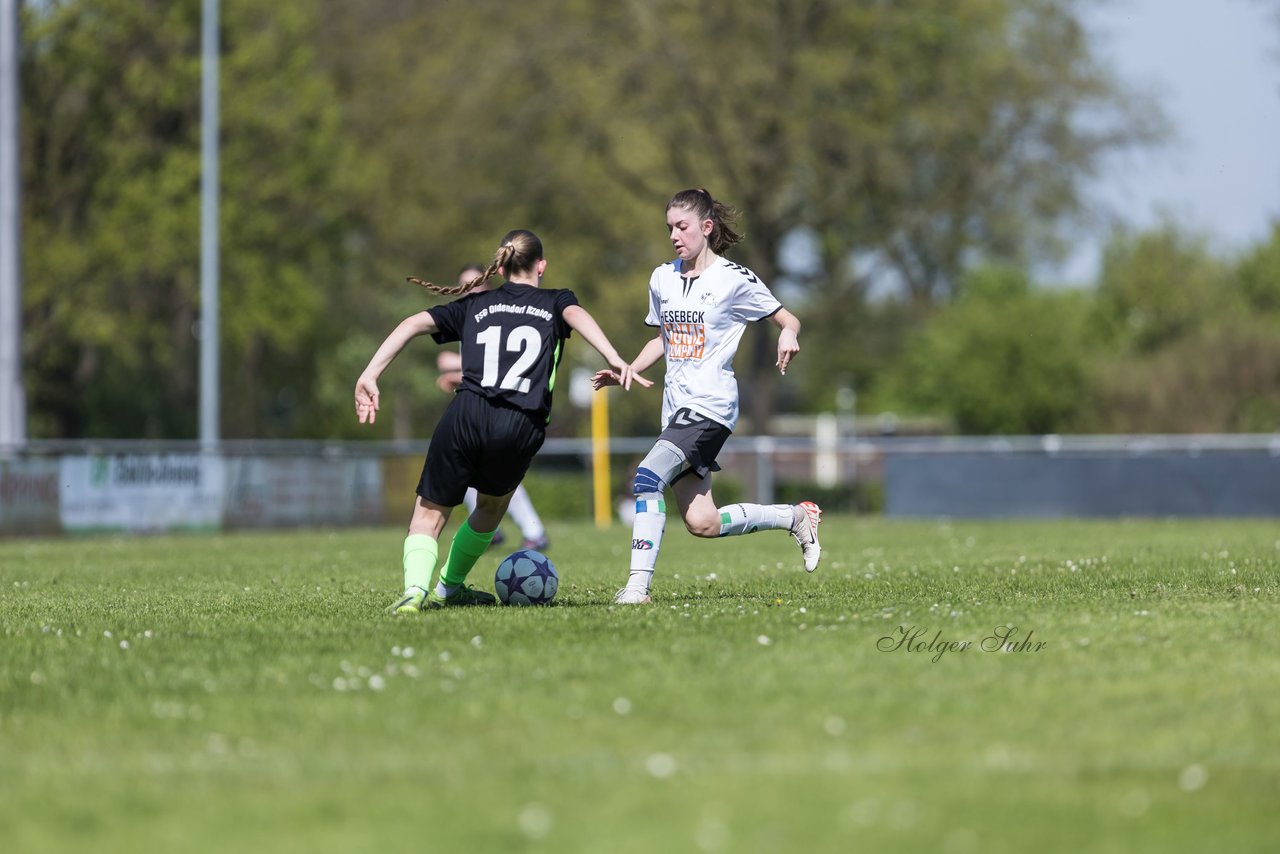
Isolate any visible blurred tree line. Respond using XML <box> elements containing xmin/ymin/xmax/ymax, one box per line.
<box><xmin>14</xmin><ymin>0</ymin><xmax>1279</xmax><ymax>439</ymax></box>
<box><xmin>895</xmin><ymin>224</ymin><xmax>1280</xmax><ymax>433</ymax></box>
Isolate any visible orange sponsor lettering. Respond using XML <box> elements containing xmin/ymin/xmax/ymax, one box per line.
<box><xmin>665</xmin><ymin>322</ymin><xmax>705</xmax><ymax>360</ymax></box>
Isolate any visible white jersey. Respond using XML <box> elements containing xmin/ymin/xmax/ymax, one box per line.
<box><xmin>645</xmin><ymin>256</ymin><xmax>782</xmax><ymax>430</ymax></box>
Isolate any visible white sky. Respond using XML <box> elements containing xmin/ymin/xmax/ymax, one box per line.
<box><xmin>1055</xmin><ymin>0</ymin><xmax>1280</xmax><ymax>283</ymax></box>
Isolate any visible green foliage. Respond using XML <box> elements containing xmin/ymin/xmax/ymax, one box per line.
<box><xmin>21</xmin><ymin>0</ymin><xmax>361</xmax><ymax>438</ymax></box>
<box><xmin>1069</xmin><ymin>224</ymin><xmax>1280</xmax><ymax>433</ymax></box>
<box><xmin>894</xmin><ymin>266</ymin><xmax>1093</xmax><ymax>434</ymax></box>
<box><xmin>799</xmin><ymin>293</ymin><xmax>929</xmax><ymax>416</ymax></box>
<box><xmin>17</xmin><ymin>0</ymin><xmax>1214</xmax><ymax>440</ymax></box>
<box><xmin>1235</xmin><ymin>224</ymin><xmax>1280</xmax><ymax>314</ymax></box>
<box><xmin>22</xmin><ymin>0</ymin><xmax>202</xmax><ymax>437</ymax></box>
<box><xmin>1084</xmin><ymin>312</ymin><xmax>1280</xmax><ymax>433</ymax></box>
<box><xmin>877</xmin><ymin>220</ymin><xmax>1280</xmax><ymax>434</ymax></box>
<box><xmin>1093</xmin><ymin>222</ymin><xmax>1229</xmax><ymax>354</ymax></box>
<box><xmin>217</xmin><ymin>5</ymin><xmax>364</xmax><ymax>437</ymax></box>
<box><xmin>307</xmin><ymin>0</ymin><xmax>1157</xmax><ymax>436</ymax></box>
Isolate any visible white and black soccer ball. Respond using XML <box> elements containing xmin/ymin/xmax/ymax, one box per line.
<box><xmin>495</xmin><ymin>549</ymin><xmax>558</xmax><ymax>606</ymax></box>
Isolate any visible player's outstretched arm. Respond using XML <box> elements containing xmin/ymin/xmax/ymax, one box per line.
<box><xmin>562</xmin><ymin>305</ymin><xmax>651</xmax><ymax>391</ymax></box>
<box><xmin>593</xmin><ymin>336</ymin><xmax>662</xmax><ymax>390</ymax></box>
<box><xmin>354</xmin><ymin>311</ymin><xmax>439</xmax><ymax>424</ymax></box>
<box><xmin>769</xmin><ymin>308</ymin><xmax>802</xmax><ymax>375</ymax></box>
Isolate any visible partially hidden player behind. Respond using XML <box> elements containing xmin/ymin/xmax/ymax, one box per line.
<box><xmin>593</xmin><ymin>188</ymin><xmax>822</xmax><ymax>605</ymax></box>
<box><xmin>355</xmin><ymin>230</ymin><xmax>647</xmax><ymax>614</ymax></box>
<box><xmin>438</xmin><ymin>263</ymin><xmax>551</xmax><ymax>552</ymax></box>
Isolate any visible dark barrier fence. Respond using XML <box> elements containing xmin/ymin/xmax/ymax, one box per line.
<box><xmin>884</xmin><ymin>439</ymin><xmax>1280</xmax><ymax>518</ymax></box>
<box><xmin>3</xmin><ymin>435</ymin><xmax>1279</xmax><ymax>534</ymax></box>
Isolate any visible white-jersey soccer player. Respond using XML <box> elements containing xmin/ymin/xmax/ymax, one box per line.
<box><xmin>647</xmin><ymin>254</ymin><xmax>781</xmax><ymax>431</ymax></box>
<box><xmin>594</xmin><ymin>188</ymin><xmax>823</xmax><ymax>604</ymax></box>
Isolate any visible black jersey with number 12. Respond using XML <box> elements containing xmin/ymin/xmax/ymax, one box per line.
<box><xmin>427</xmin><ymin>282</ymin><xmax>579</xmax><ymax>423</ymax></box>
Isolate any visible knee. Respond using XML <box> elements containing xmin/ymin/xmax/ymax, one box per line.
<box><xmin>633</xmin><ymin>466</ymin><xmax>665</xmax><ymax>496</ymax></box>
<box><xmin>684</xmin><ymin>510</ymin><xmax>721</xmax><ymax>539</ymax></box>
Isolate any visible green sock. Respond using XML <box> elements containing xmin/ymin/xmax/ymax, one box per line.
<box><xmin>402</xmin><ymin>533</ymin><xmax>439</xmax><ymax>592</ymax></box>
<box><xmin>439</xmin><ymin>521</ymin><xmax>495</xmax><ymax>588</ymax></box>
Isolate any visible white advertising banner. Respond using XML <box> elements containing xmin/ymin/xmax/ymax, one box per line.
<box><xmin>0</xmin><ymin>458</ymin><xmax>62</xmax><ymax>535</ymax></box>
<box><xmin>59</xmin><ymin>455</ymin><xmax>225</xmax><ymax>533</ymax></box>
<box><xmin>223</xmin><ymin>457</ymin><xmax>383</xmax><ymax>528</ymax></box>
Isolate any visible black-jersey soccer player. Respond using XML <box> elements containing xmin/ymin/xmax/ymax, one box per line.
<box><xmin>438</xmin><ymin>263</ymin><xmax>552</xmax><ymax>552</ymax></box>
<box><xmin>354</xmin><ymin>230</ymin><xmax>647</xmax><ymax>614</ymax></box>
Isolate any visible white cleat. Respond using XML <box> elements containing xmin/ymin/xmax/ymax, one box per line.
<box><xmin>613</xmin><ymin>587</ymin><xmax>652</xmax><ymax>605</ymax></box>
<box><xmin>791</xmin><ymin>501</ymin><xmax>823</xmax><ymax>572</ymax></box>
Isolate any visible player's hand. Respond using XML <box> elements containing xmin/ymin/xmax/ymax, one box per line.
<box><xmin>355</xmin><ymin>375</ymin><xmax>380</xmax><ymax>424</ymax></box>
<box><xmin>609</xmin><ymin>358</ymin><xmax>650</xmax><ymax>391</ymax></box>
<box><xmin>591</xmin><ymin>371</ymin><xmax>622</xmax><ymax>391</ymax></box>
<box><xmin>776</xmin><ymin>329</ymin><xmax>800</xmax><ymax>375</ymax></box>
<box><xmin>591</xmin><ymin>369</ymin><xmax>620</xmax><ymax>390</ymax></box>
<box><xmin>435</xmin><ymin>372</ymin><xmax>462</xmax><ymax>394</ymax></box>
<box><xmin>628</xmin><ymin>364</ymin><xmax>654</xmax><ymax>389</ymax></box>
<box><xmin>596</xmin><ymin>364</ymin><xmax>653</xmax><ymax>391</ymax></box>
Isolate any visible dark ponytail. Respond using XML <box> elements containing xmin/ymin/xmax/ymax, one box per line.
<box><xmin>667</xmin><ymin>188</ymin><xmax>743</xmax><ymax>254</ymax></box>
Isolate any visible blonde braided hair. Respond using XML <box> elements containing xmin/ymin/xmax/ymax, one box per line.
<box><xmin>408</xmin><ymin>230</ymin><xmax>543</xmax><ymax>296</ymax></box>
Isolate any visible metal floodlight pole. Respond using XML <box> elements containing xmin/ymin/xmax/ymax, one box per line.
<box><xmin>199</xmin><ymin>0</ymin><xmax>220</xmax><ymax>450</ymax></box>
<box><xmin>0</xmin><ymin>0</ymin><xmax>25</xmax><ymax>456</ymax></box>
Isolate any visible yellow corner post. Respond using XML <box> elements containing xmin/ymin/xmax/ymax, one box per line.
<box><xmin>591</xmin><ymin>387</ymin><xmax>611</xmax><ymax>528</ymax></box>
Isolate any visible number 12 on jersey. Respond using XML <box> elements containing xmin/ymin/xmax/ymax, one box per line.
<box><xmin>476</xmin><ymin>325</ymin><xmax>542</xmax><ymax>393</ymax></box>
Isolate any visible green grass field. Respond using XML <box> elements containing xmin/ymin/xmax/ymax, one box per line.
<box><xmin>2</xmin><ymin>517</ymin><xmax>1279</xmax><ymax>853</ymax></box>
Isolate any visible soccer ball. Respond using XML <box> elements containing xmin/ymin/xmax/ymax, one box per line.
<box><xmin>495</xmin><ymin>549</ymin><xmax>558</xmax><ymax>606</ymax></box>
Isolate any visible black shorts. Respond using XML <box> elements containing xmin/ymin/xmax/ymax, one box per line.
<box><xmin>660</xmin><ymin>407</ymin><xmax>732</xmax><ymax>481</ymax></box>
<box><xmin>417</xmin><ymin>391</ymin><xmax>546</xmax><ymax>506</ymax></box>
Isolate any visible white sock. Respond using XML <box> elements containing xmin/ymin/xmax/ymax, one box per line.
<box><xmin>628</xmin><ymin>492</ymin><xmax>666</xmax><ymax>591</ymax></box>
<box><xmin>506</xmin><ymin>485</ymin><xmax>545</xmax><ymax>540</ymax></box>
<box><xmin>717</xmin><ymin>503</ymin><xmax>796</xmax><ymax>537</ymax></box>
<box><xmin>435</xmin><ymin>581</ymin><xmax>457</xmax><ymax>597</ymax></box>
<box><xmin>626</xmin><ymin>570</ymin><xmax>652</xmax><ymax>590</ymax></box>
<box><xmin>463</xmin><ymin>488</ymin><xmax>478</xmax><ymax>514</ymax></box>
